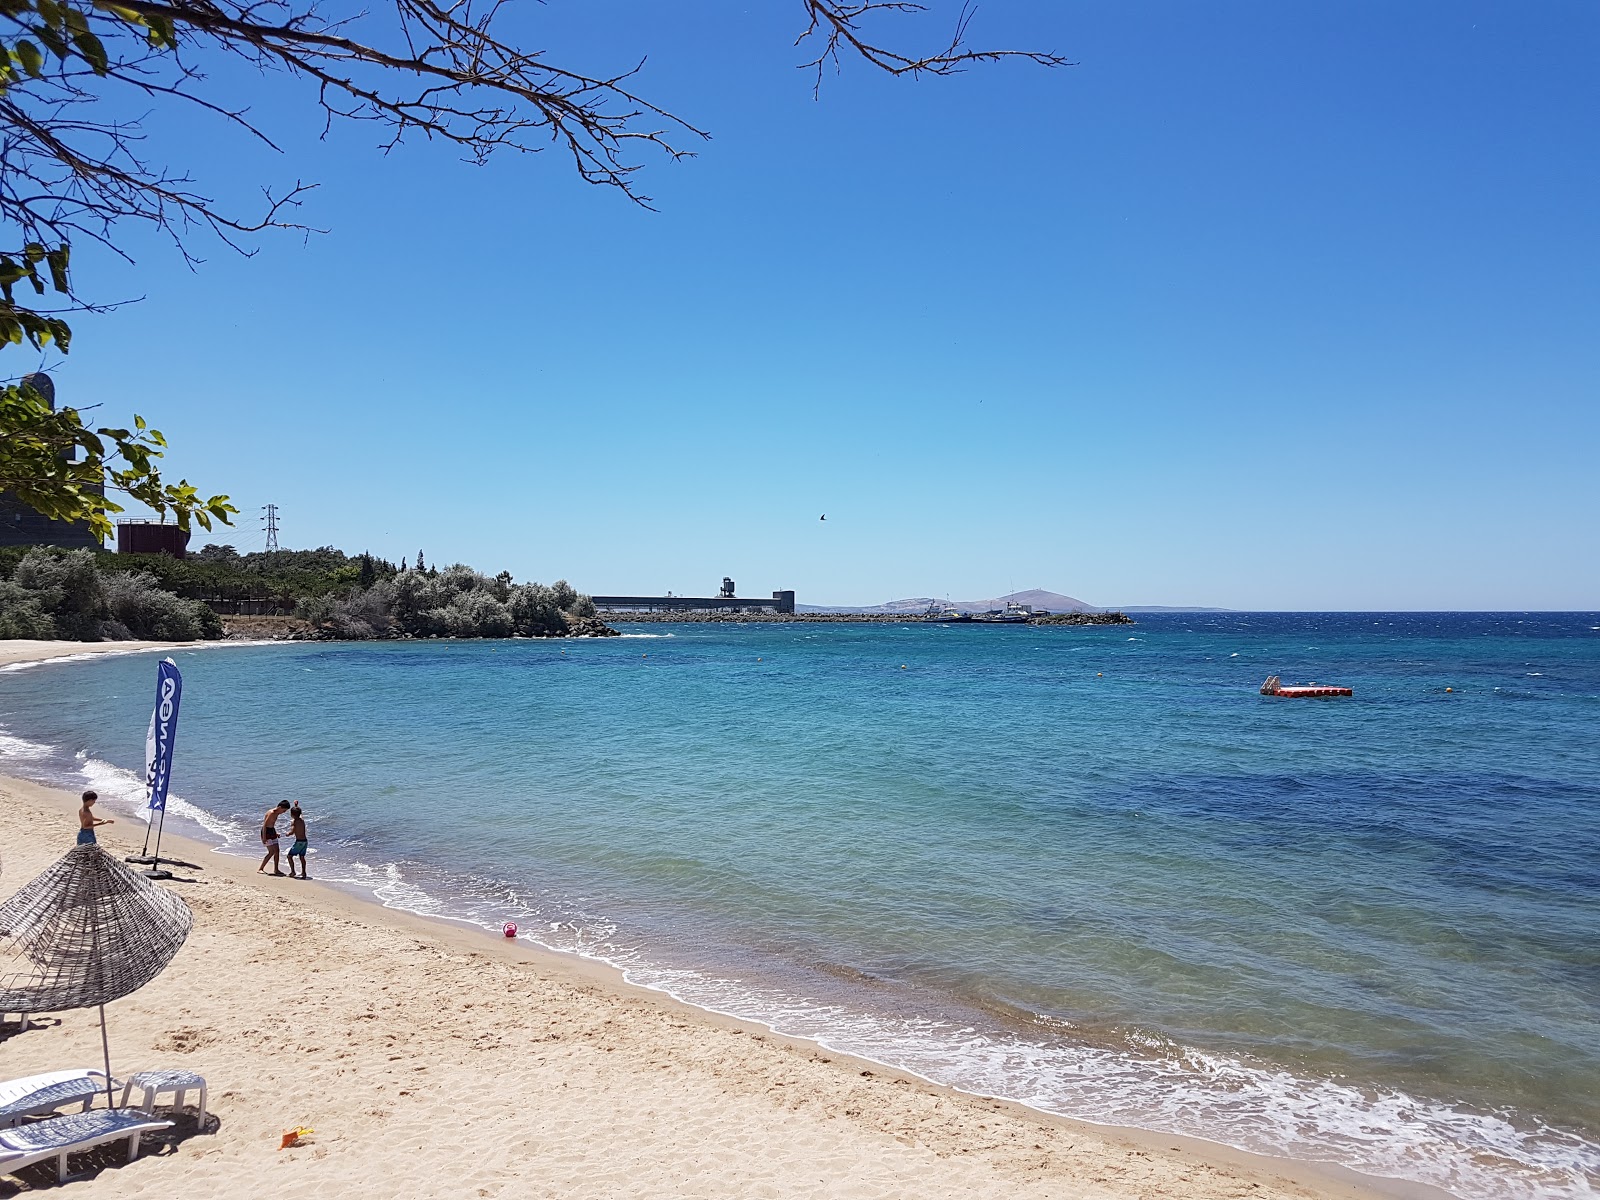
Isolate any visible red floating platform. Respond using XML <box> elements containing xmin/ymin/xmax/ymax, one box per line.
<box><xmin>1259</xmin><ymin>676</ymin><xmax>1352</xmax><ymax>698</ymax></box>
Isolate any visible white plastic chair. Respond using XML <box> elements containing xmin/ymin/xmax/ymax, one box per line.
<box><xmin>0</xmin><ymin>1109</ymin><xmax>171</xmax><ymax>1183</ymax></box>
<box><xmin>0</xmin><ymin>1071</ymin><xmax>106</xmax><ymax>1128</ymax></box>
<box><xmin>120</xmin><ymin>1069</ymin><xmax>207</xmax><ymax>1126</ymax></box>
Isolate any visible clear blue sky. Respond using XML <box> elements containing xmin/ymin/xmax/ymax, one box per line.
<box><xmin>44</xmin><ymin>1</ymin><xmax>1600</xmax><ymax>609</ymax></box>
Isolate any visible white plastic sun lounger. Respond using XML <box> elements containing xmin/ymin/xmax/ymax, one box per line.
<box><xmin>0</xmin><ymin>1109</ymin><xmax>171</xmax><ymax>1183</ymax></box>
<box><xmin>0</xmin><ymin>1071</ymin><xmax>106</xmax><ymax>1127</ymax></box>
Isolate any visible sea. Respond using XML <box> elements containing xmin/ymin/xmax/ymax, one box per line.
<box><xmin>1</xmin><ymin>613</ymin><xmax>1596</xmax><ymax>1198</ymax></box>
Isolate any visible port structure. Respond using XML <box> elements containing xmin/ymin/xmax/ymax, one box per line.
<box><xmin>593</xmin><ymin>578</ymin><xmax>796</xmax><ymax>614</ymax></box>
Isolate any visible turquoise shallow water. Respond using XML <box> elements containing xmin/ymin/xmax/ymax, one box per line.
<box><xmin>1</xmin><ymin>613</ymin><xmax>1597</xmax><ymax>1198</ymax></box>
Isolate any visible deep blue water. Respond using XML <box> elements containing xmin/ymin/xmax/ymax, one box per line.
<box><xmin>1</xmin><ymin>613</ymin><xmax>1597</xmax><ymax>1198</ymax></box>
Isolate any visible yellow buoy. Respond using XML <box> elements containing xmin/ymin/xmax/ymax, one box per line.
<box><xmin>1097</xmin><ymin>672</ymin><xmax>1103</xmax><ymax>677</ymax></box>
<box><xmin>1445</xmin><ymin>686</ymin><xmax>1453</xmax><ymax>692</ymax></box>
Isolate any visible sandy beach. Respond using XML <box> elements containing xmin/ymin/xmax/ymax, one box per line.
<box><xmin>0</xmin><ymin>641</ymin><xmax>1415</xmax><ymax>1199</ymax></box>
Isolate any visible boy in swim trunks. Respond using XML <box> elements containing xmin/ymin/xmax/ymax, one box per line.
<box><xmin>259</xmin><ymin>800</ymin><xmax>290</xmax><ymax>875</ymax></box>
<box><xmin>77</xmin><ymin>790</ymin><xmax>114</xmax><ymax>845</ymax></box>
<box><xmin>286</xmin><ymin>804</ymin><xmax>310</xmax><ymax>879</ymax></box>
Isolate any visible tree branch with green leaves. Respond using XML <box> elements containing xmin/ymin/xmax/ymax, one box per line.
<box><xmin>0</xmin><ymin>374</ymin><xmax>235</xmax><ymax>541</ymax></box>
<box><xmin>0</xmin><ymin>0</ymin><xmax>1064</xmax><ymax>541</ymax></box>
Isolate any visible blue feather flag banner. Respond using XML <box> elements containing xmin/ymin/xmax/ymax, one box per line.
<box><xmin>144</xmin><ymin>658</ymin><xmax>182</xmax><ymax>813</ymax></box>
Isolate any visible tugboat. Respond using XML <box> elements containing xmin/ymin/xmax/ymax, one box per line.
<box><xmin>924</xmin><ymin>602</ymin><xmax>1032</xmax><ymax>624</ymax></box>
<box><xmin>971</xmin><ymin>603</ymin><xmax>1032</xmax><ymax>624</ymax></box>
<box><xmin>1260</xmin><ymin>675</ymin><xmax>1353</xmax><ymax>698</ymax></box>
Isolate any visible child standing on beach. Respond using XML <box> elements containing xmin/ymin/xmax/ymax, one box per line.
<box><xmin>77</xmin><ymin>790</ymin><xmax>113</xmax><ymax>845</ymax></box>
<box><xmin>259</xmin><ymin>800</ymin><xmax>290</xmax><ymax>875</ymax></box>
<box><xmin>287</xmin><ymin>805</ymin><xmax>310</xmax><ymax>879</ymax></box>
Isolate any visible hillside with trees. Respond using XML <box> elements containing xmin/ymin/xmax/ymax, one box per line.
<box><xmin>0</xmin><ymin>548</ymin><xmax>222</xmax><ymax>641</ymax></box>
<box><xmin>0</xmin><ymin>545</ymin><xmax>611</xmax><ymax>641</ymax></box>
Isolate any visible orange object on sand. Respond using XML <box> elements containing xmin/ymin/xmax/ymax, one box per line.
<box><xmin>280</xmin><ymin>1126</ymin><xmax>314</xmax><ymax>1149</ymax></box>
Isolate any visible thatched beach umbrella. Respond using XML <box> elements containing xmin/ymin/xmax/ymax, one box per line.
<box><xmin>0</xmin><ymin>845</ymin><xmax>193</xmax><ymax>1105</ymax></box>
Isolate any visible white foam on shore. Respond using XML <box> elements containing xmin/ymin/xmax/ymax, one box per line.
<box><xmin>0</xmin><ymin>720</ymin><xmax>1594</xmax><ymax>1199</ymax></box>
<box><xmin>0</xmin><ymin>639</ymin><xmax>276</xmax><ymax>673</ymax></box>
<box><xmin>328</xmin><ymin>862</ymin><xmax>1599</xmax><ymax>1200</ymax></box>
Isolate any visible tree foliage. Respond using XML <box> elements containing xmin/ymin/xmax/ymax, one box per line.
<box><xmin>295</xmin><ymin>560</ymin><xmax>602</xmax><ymax>640</ymax></box>
<box><xmin>0</xmin><ymin>375</ymin><xmax>235</xmax><ymax>541</ymax></box>
<box><xmin>0</xmin><ymin>545</ymin><xmax>221</xmax><ymax>638</ymax></box>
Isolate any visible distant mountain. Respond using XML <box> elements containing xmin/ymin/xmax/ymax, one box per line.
<box><xmin>1119</xmin><ymin>605</ymin><xmax>1237</xmax><ymax>613</ymax></box>
<box><xmin>968</xmin><ymin>589</ymin><xmax>1096</xmax><ymax>614</ymax></box>
<box><xmin>800</xmin><ymin>589</ymin><xmax>1100</xmax><ymax>615</ymax></box>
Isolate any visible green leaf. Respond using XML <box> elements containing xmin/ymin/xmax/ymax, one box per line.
<box><xmin>35</xmin><ymin>25</ymin><xmax>68</xmax><ymax>60</ymax></box>
<box><xmin>15</xmin><ymin>39</ymin><xmax>43</xmax><ymax>77</ymax></box>
<box><xmin>71</xmin><ymin>27</ymin><xmax>106</xmax><ymax>73</ymax></box>
<box><xmin>45</xmin><ymin>245</ymin><xmax>69</xmax><ymax>293</ymax></box>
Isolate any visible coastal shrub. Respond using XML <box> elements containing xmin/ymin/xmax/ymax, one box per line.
<box><xmin>333</xmin><ymin>584</ymin><xmax>396</xmax><ymax>638</ymax></box>
<box><xmin>0</xmin><ymin>548</ymin><xmax>218</xmax><ymax>642</ymax></box>
<box><xmin>0</xmin><ymin>579</ymin><xmax>56</xmax><ymax>638</ymax></box>
<box><xmin>294</xmin><ymin>593</ymin><xmax>336</xmax><ymax>626</ymax></box>
<box><xmin>101</xmin><ymin>570</ymin><xmax>209</xmax><ymax>640</ymax></box>
<box><xmin>442</xmin><ymin>589</ymin><xmax>513</xmax><ymax>638</ymax></box>
<box><xmin>12</xmin><ymin>548</ymin><xmax>104</xmax><ymax>639</ymax></box>
<box><xmin>288</xmin><ymin>560</ymin><xmax>598</xmax><ymax>640</ymax></box>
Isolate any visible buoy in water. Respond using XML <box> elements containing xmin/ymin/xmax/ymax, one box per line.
<box><xmin>503</xmin><ymin>922</ymin><xmax>518</xmax><ymax>939</ymax></box>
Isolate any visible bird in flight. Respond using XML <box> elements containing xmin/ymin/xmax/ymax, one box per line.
<box><xmin>820</xmin><ymin>514</ymin><xmax>827</xmax><ymax>521</ymax></box>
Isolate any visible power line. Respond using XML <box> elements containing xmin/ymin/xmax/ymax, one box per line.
<box><xmin>261</xmin><ymin>503</ymin><xmax>280</xmax><ymax>552</ymax></box>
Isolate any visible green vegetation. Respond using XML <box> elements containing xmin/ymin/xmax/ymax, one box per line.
<box><xmin>294</xmin><ymin>565</ymin><xmax>603</xmax><ymax>640</ymax></box>
<box><xmin>0</xmin><ymin>377</ymin><xmax>236</xmax><ymax>544</ymax></box>
<box><xmin>0</xmin><ymin>547</ymin><xmax>221</xmax><ymax>640</ymax></box>
<box><xmin>0</xmin><ymin>542</ymin><xmax>377</xmax><ymax>608</ymax></box>
<box><xmin>0</xmin><ymin>543</ymin><xmax>607</xmax><ymax>641</ymax></box>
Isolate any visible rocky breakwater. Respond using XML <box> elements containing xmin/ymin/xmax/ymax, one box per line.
<box><xmin>1028</xmin><ymin>612</ymin><xmax>1133</xmax><ymax>625</ymax></box>
<box><xmin>565</xmin><ymin>616</ymin><xmax>621</xmax><ymax>637</ymax></box>
<box><xmin>601</xmin><ymin>610</ymin><xmax>1133</xmax><ymax>626</ymax></box>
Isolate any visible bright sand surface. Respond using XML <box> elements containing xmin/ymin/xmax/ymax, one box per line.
<box><xmin>0</xmin><ymin>641</ymin><xmax>1422</xmax><ymax>1199</ymax></box>
<box><xmin>0</xmin><ymin>640</ymin><xmax>190</xmax><ymax>669</ymax></box>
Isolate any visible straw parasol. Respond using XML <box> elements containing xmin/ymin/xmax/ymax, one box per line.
<box><xmin>0</xmin><ymin>845</ymin><xmax>193</xmax><ymax>1105</ymax></box>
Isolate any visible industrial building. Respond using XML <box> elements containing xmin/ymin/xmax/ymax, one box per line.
<box><xmin>116</xmin><ymin>520</ymin><xmax>190</xmax><ymax>558</ymax></box>
<box><xmin>593</xmin><ymin>578</ymin><xmax>796</xmax><ymax>614</ymax></box>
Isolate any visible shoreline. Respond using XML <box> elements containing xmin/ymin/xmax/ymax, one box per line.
<box><xmin>0</xmin><ymin>639</ymin><xmax>1440</xmax><ymax>1199</ymax></box>
<box><xmin>0</xmin><ymin>638</ymin><xmax>210</xmax><ymax>669</ymax></box>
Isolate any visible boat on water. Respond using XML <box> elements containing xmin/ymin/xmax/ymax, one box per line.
<box><xmin>922</xmin><ymin>603</ymin><xmax>1032</xmax><ymax>625</ymax></box>
<box><xmin>1260</xmin><ymin>675</ymin><xmax>1353</xmax><ymax>698</ymax></box>
<box><xmin>972</xmin><ymin>603</ymin><xmax>1032</xmax><ymax>624</ymax></box>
